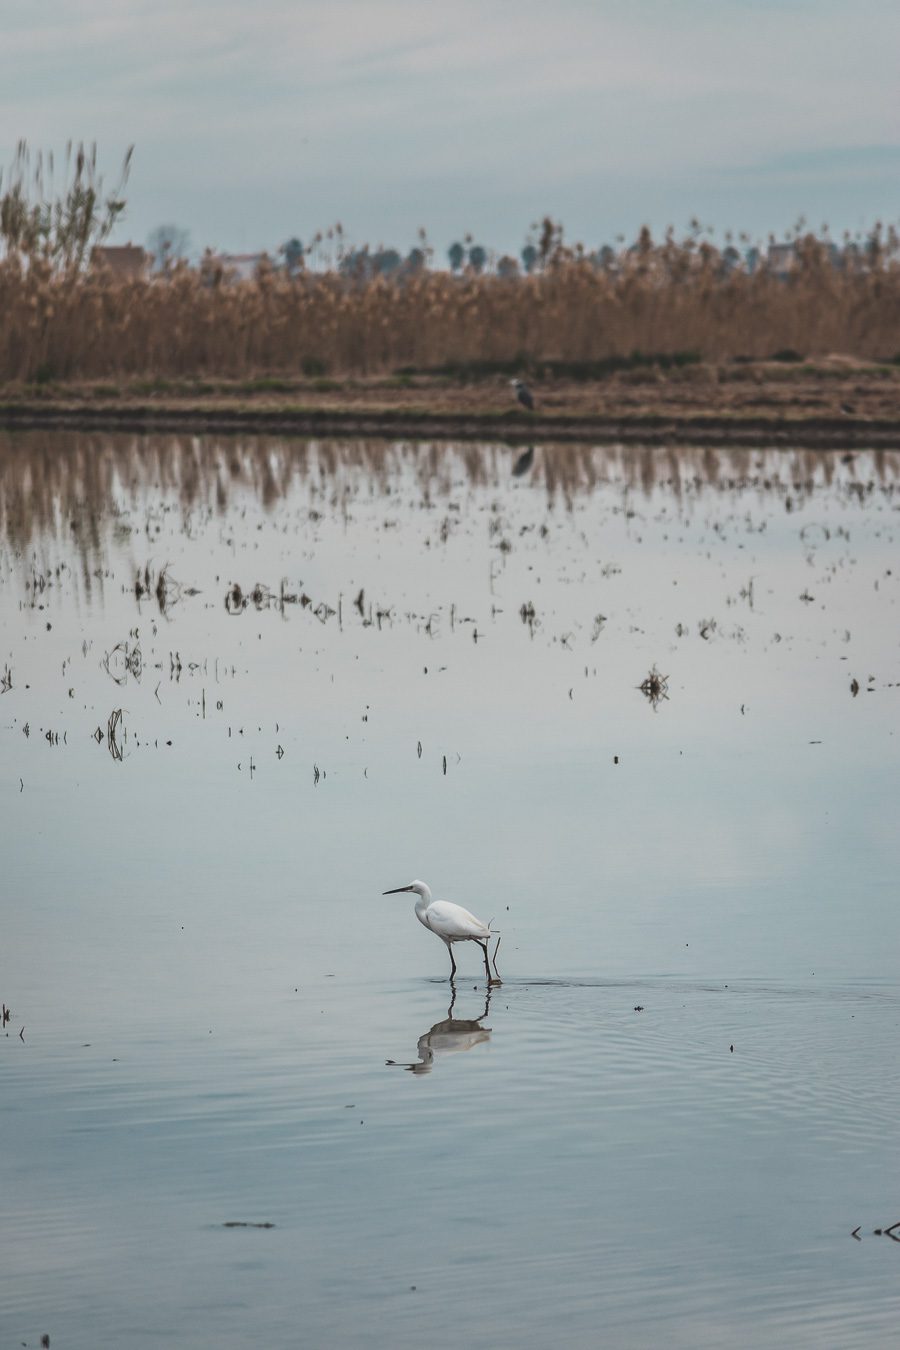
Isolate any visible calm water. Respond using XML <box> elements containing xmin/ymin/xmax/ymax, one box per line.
<box><xmin>2</xmin><ymin>434</ymin><xmax>899</xmax><ymax>1348</ymax></box>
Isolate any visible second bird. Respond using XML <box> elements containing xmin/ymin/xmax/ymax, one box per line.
<box><xmin>511</xmin><ymin>378</ymin><xmax>535</xmax><ymax>411</ymax></box>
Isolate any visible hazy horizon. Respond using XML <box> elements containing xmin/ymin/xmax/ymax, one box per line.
<box><xmin>2</xmin><ymin>1</ymin><xmax>898</xmax><ymax>259</ymax></box>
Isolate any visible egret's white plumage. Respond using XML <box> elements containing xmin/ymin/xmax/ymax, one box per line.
<box><xmin>422</xmin><ymin>900</ymin><xmax>490</xmax><ymax>942</ymax></box>
<box><xmin>383</xmin><ymin>879</ymin><xmax>502</xmax><ymax>983</ymax></box>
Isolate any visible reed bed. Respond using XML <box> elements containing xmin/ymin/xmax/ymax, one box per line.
<box><xmin>2</xmin><ymin>232</ymin><xmax>900</xmax><ymax>384</ymax></box>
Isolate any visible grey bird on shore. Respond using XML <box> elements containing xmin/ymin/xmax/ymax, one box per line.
<box><xmin>511</xmin><ymin>378</ymin><xmax>535</xmax><ymax>411</ymax></box>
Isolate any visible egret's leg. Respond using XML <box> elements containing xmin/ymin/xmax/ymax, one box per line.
<box><xmin>447</xmin><ymin>944</ymin><xmax>457</xmax><ymax>981</ymax></box>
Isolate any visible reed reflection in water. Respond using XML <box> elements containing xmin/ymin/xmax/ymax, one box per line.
<box><xmin>2</xmin><ymin>429</ymin><xmax>897</xmax><ymax>562</ymax></box>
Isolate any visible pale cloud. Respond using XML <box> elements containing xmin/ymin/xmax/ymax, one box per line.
<box><xmin>0</xmin><ymin>0</ymin><xmax>897</xmax><ymax>253</ymax></box>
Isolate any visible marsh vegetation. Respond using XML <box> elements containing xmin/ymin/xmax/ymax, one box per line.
<box><xmin>5</xmin><ymin>237</ymin><xmax>900</xmax><ymax>385</ymax></box>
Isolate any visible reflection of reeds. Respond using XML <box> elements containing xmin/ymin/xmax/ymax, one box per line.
<box><xmin>0</xmin><ymin>433</ymin><xmax>897</xmax><ymax>565</ymax></box>
<box><xmin>2</xmin><ymin>232</ymin><xmax>900</xmax><ymax>382</ymax></box>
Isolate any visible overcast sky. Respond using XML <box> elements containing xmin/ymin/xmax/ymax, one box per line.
<box><xmin>2</xmin><ymin>0</ymin><xmax>898</xmax><ymax>260</ymax></box>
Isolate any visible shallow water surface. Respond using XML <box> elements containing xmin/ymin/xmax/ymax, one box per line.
<box><xmin>2</xmin><ymin>434</ymin><xmax>899</xmax><ymax>1347</ymax></box>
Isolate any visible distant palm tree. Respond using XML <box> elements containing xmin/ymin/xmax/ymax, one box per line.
<box><xmin>281</xmin><ymin>237</ymin><xmax>304</xmax><ymax>275</ymax></box>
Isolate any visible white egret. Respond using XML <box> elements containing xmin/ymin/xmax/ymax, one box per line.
<box><xmin>382</xmin><ymin>879</ymin><xmax>502</xmax><ymax>984</ymax></box>
<box><xmin>510</xmin><ymin>378</ymin><xmax>535</xmax><ymax>411</ymax></box>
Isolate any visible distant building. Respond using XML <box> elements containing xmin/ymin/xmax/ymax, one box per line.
<box><xmin>90</xmin><ymin>244</ymin><xmax>149</xmax><ymax>277</ymax></box>
<box><xmin>209</xmin><ymin>252</ymin><xmax>269</xmax><ymax>282</ymax></box>
<box><xmin>766</xmin><ymin>242</ymin><xmax>796</xmax><ymax>276</ymax></box>
<box><xmin>766</xmin><ymin>239</ymin><xmax>845</xmax><ymax>275</ymax></box>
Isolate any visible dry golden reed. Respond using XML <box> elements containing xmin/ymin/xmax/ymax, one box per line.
<box><xmin>2</xmin><ymin>228</ymin><xmax>900</xmax><ymax>384</ymax></box>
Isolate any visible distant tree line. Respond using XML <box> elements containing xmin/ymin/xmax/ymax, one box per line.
<box><xmin>4</xmin><ymin>145</ymin><xmax>895</xmax><ymax>288</ymax></box>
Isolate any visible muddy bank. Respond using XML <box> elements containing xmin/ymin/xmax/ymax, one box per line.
<box><xmin>3</xmin><ymin>400</ymin><xmax>900</xmax><ymax>447</ymax></box>
<box><xmin>2</xmin><ymin>360</ymin><xmax>899</xmax><ymax>447</ymax></box>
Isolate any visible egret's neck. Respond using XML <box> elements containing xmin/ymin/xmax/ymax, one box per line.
<box><xmin>413</xmin><ymin>883</ymin><xmax>432</xmax><ymax>917</ymax></box>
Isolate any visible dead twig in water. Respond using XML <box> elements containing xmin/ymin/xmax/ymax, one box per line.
<box><xmin>103</xmin><ymin>640</ymin><xmax>142</xmax><ymax>685</ymax></box>
<box><xmin>639</xmin><ymin>666</ymin><xmax>669</xmax><ymax>710</ymax></box>
<box><xmin>225</xmin><ymin>583</ymin><xmax>246</xmax><ymax>615</ymax></box>
<box><xmin>492</xmin><ymin>935</ymin><xmax>502</xmax><ymax>980</ymax></box>
<box><xmin>107</xmin><ymin>708</ymin><xmax>124</xmax><ymax>761</ymax></box>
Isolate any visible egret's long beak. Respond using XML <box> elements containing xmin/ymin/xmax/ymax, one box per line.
<box><xmin>383</xmin><ymin>885</ymin><xmax>413</xmax><ymax>895</ymax></box>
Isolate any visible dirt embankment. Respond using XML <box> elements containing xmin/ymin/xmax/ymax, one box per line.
<box><xmin>2</xmin><ymin>357</ymin><xmax>899</xmax><ymax>447</ymax></box>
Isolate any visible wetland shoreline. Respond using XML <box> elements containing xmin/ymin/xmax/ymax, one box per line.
<box><xmin>3</xmin><ymin>360</ymin><xmax>900</xmax><ymax>447</ymax></box>
<box><xmin>4</xmin><ymin>401</ymin><xmax>900</xmax><ymax>447</ymax></box>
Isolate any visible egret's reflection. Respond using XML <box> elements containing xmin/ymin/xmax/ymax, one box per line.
<box><xmin>386</xmin><ymin>984</ymin><xmax>493</xmax><ymax>1075</ymax></box>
